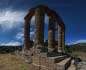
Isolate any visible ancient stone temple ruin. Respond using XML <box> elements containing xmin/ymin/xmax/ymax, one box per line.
<box><xmin>23</xmin><ymin>5</ymin><xmax>73</xmax><ymax>70</ymax></box>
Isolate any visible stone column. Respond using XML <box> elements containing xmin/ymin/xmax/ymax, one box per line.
<box><xmin>58</xmin><ymin>24</ymin><xmax>63</xmax><ymax>53</ymax></box>
<box><xmin>34</xmin><ymin>7</ymin><xmax>45</xmax><ymax>46</ymax></box>
<box><xmin>24</xmin><ymin>19</ymin><xmax>30</xmax><ymax>50</ymax></box>
<box><xmin>48</xmin><ymin>17</ymin><xmax>55</xmax><ymax>52</ymax></box>
<box><xmin>62</xmin><ymin>29</ymin><xmax>65</xmax><ymax>52</ymax></box>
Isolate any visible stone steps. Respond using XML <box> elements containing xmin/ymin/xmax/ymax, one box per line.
<box><xmin>32</xmin><ymin>57</ymin><xmax>72</xmax><ymax>70</ymax></box>
<box><xmin>32</xmin><ymin>63</ymin><xmax>54</xmax><ymax>70</ymax></box>
<box><xmin>32</xmin><ymin>53</ymin><xmax>68</xmax><ymax>65</ymax></box>
<box><xmin>67</xmin><ymin>60</ymin><xmax>76</xmax><ymax>70</ymax></box>
<box><xmin>48</xmin><ymin>55</ymin><xmax>68</xmax><ymax>63</ymax></box>
<box><xmin>55</xmin><ymin>57</ymin><xmax>72</xmax><ymax>70</ymax></box>
<box><xmin>20</xmin><ymin>48</ymin><xmax>73</xmax><ymax>70</ymax></box>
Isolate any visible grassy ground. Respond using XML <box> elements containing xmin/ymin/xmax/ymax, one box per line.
<box><xmin>0</xmin><ymin>53</ymin><xmax>32</xmax><ymax>70</ymax></box>
<box><xmin>71</xmin><ymin>51</ymin><xmax>86</xmax><ymax>60</ymax></box>
<box><xmin>0</xmin><ymin>51</ymin><xmax>85</xmax><ymax>70</ymax></box>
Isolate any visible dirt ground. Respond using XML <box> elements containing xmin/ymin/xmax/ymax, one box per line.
<box><xmin>0</xmin><ymin>53</ymin><xmax>32</xmax><ymax>70</ymax></box>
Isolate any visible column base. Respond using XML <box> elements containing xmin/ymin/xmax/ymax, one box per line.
<box><xmin>48</xmin><ymin>47</ymin><xmax>55</xmax><ymax>53</ymax></box>
<box><xmin>58</xmin><ymin>47</ymin><xmax>63</xmax><ymax>53</ymax></box>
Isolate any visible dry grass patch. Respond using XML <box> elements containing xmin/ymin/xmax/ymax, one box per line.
<box><xmin>0</xmin><ymin>53</ymin><xmax>32</xmax><ymax>70</ymax></box>
<box><xmin>71</xmin><ymin>51</ymin><xmax>86</xmax><ymax>60</ymax></box>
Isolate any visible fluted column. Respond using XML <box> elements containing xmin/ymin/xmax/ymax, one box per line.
<box><xmin>62</xmin><ymin>29</ymin><xmax>65</xmax><ymax>52</ymax></box>
<box><xmin>58</xmin><ymin>24</ymin><xmax>63</xmax><ymax>52</ymax></box>
<box><xmin>34</xmin><ymin>7</ymin><xmax>45</xmax><ymax>46</ymax></box>
<box><xmin>24</xmin><ymin>19</ymin><xmax>30</xmax><ymax>50</ymax></box>
<box><xmin>48</xmin><ymin>17</ymin><xmax>55</xmax><ymax>52</ymax></box>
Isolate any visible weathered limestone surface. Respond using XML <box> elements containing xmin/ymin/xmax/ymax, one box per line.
<box><xmin>77</xmin><ymin>61</ymin><xmax>86</xmax><ymax>70</ymax></box>
<box><xmin>67</xmin><ymin>60</ymin><xmax>76</xmax><ymax>70</ymax></box>
<box><xmin>48</xmin><ymin>55</ymin><xmax>68</xmax><ymax>63</ymax></box>
<box><xmin>31</xmin><ymin>51</ymin><xmax>71</xmax><ymax>70</ymax></box>
<box><xmin>23</xmin><ymin>5</ymin><xmax>67</xmax><ymax>70</ymax></box>
<box><xmin>58</xmin><ymin>24</ymin><xmax>63</xmax><ymax>52</ymax></box>
<box><xmin>24</xmin><ymin>19</ymin><xmax>30</xmax><ymax>50</ymax></box>
<box><xmin>55</xmin><ymin>57</ymin><xmax>71</xmax><ymax>70</ymax></box>
<box><xmin>34</xmin><ymin>8</ymin><xmax>45</xmax><ymax>46</ymax></box>
<box><xmin>24</xmin><ymin>5</ymin><xmax>65</xmax><ymax>52</ymax></box>
<box><xmin>62</xmin><ymin>29</ymin><xmax>65</xmax><ymax>52</ymax></box>
<box><xmin>48</xmin><ymin>17</ymin><xmax>55</xmax><ymax>52</ymax></box>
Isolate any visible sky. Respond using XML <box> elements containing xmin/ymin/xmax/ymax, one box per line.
<box><xmin>0</xmin><ymin>0</ymin><xmax>86</xmax><ymax>46</ymax></box>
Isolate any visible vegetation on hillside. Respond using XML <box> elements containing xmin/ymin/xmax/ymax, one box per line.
<box><xmin>0</xmin><ymin>46</ymin><xmax>22</xmax><ymax>53</ymax></box>
<box><xmin>65</xmin><ymin>43</ymin><xmax>86</xmax><ymax>53</ymax></box>
<box><xmin>65</xmin><ymin>43</ymin><xmax>86</xmax><ymax>60</ymax></box>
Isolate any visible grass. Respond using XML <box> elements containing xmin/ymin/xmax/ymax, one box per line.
<box><xmin>71</xmin><ymin>51</ymin><xmax>86</xmax><ymax>60</ymax></box>
<box><xmin>0</xmin><ymin>53</ymin><xmax>32</xmax><ymax>70</ymax></box>
<box><xmin>0</xmin><ymin>51</ymin><xmax>85</xmax><ymax>70</ymax></box>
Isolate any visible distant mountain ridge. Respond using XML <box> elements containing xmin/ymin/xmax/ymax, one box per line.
<box><xmin>68</xmin><ymin>43</ymin><xmax>86</xmax><ymax>52</ymax></box>
<box><xmin>0</xmin><ymin>46</ymin><xmax>22</xmax><ymax>53</ymax></box>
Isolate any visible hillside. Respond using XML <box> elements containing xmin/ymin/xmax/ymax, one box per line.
<box><xmin>69</xmin><ymin>43</ymin><xmax>86</xmax><ymax>52</ymax></box>
<box><xmin>0</xmin><ymin>46</ymin><xmax>22</xmax><ymax>53</ymax></box>
<box><xmin>65</xmin><ymin>43</ymin><xmax>86</xmax><ymax>61</ymax></box>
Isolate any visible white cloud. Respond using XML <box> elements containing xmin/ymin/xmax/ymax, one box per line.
<box><xmin>45</xmin><ymin>15</ymin><xmax>49</xmax><ymax>23</ymax></box>
<box><xmin>15</xmin><ymin>27</ymin><xmax>24</xmax><ymax>41</ymax></box>
<box><xmin>0</xmin><ymin>10</ymin><xmax>25</xmax><ymax>22</ymax></box>
<box><xmin>16</xmin><ymin>32</ymin><xmax>24</xmax><ymax>40</ymax></box>
<box><xmin>16</xmin><ymin>30</ymin><xmax>34</xmax><ymax>40</ymax></box>
<box><xmin>0</xmin><ymin>10</ymin><xmax>26</xmax><ymax>30</ymax></box>
<box><xmin>74</xmin><ymin>40</ymin><xmax>86</xmax><ymax>44</ymax></box>
<box><xmin>67</xmin><ymin>39</ymin><xmax>86</xmax><ymax>45</ymax></box>
<box><xmin>0</xmin><ymin>41</ymin><xmax>21</xmax><ymax>46</ymax></box>
<box><xmin>30</xmin><ymin>31</ymin><xmax>34</xmax><ymax>35</ymax></box>
<box><xmin>0</xmin><ymin>9</ymin><xmax>49</xmax><ymax>31</ymax></box>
